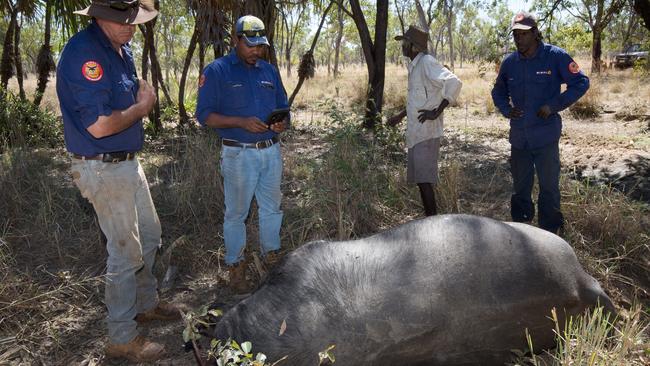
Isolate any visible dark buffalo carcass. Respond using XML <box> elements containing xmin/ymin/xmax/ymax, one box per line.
<box><xmin>214</xmin><ymin>214</ymin><xmax>615</xmax><ymax>366</ymax></box>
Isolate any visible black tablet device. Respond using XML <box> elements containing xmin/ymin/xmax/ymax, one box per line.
<box><xmin>266</xmin><ymin>108</ymin><xmax>290</xmax><ymax>126</ymax></box>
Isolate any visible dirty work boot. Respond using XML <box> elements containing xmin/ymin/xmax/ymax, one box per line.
<box><xmin>105</xmin><ymin>335</ymin><xmax>166</xmax><ymax>362</ymax></box>
<box><xmin>264</xmin><ymin>250</ymin><xmax>282</xmax><ymax>270</ymax></box>
<box><xmin>229</xmin><ymin>260</ymin><xmax>253</xmax><ymax>294</ymax></box>
<box><xmin>135</xmin><ymin>301</ymin><xmax>187</xmax><ymax>323</ymax></box>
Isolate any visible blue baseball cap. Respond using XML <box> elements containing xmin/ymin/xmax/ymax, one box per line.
<box><xmin>235</xmin><ymin>15</ymin><xmax>270</xmax><ymax>47</ymax></box>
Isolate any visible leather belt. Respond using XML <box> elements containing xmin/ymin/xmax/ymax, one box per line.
<box><xmin>222</xmin><ymin>136</ymin><xmax>279</xmax><ymax>149</ymax></box>
<box><xmin>72</xmin><ymin>152</ymin><xmax>137</xmax><ymax>163</ymax></box>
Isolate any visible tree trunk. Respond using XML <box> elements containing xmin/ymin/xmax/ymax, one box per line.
<box><xmin>591</xmin><ymin>26</ymin><xmax>603</xmax><ymax>74</ymax></box>
<box><xmin>34</xmin><ymin>0</ymin><xmax>54</xmax><ymax>106</ymax></box>
<box><xmin>349</xmin><ymin>0</ymin><xmax>389</xmax><ymax>129</ymax></box>
<box><xmin>140</xmin><ymin>24</ymin><xmax>150</xmax><ymax>80</ymax></box>
<box><xmin>199</xmin><ymin>41</ymin><xmax>206</xmax><ymax>75</ymax></box>
<box><xmin>1</xmin><ymin>9</ymin><xmax>17</xmax><ymax>93</ymax></box>
<box><xmin>145</xmin><ymin>21</ymin><xmax>161</xmax><ymax>133</ymax></box>
<box><xmin>14</xmin><ymin>14</ymin><xmax>26</xmax><ymax>101</ymax></box>
<box><xmin>179</xmin><ymin>22</ymin><xmax>200</xmax><ymax>126</ymax></box>
<box><xmin>445</xmin><ymin>0</ymin><xmax>455</xmax><ymax>70</ymax></box>
<box><xmin>333</xmin><ymin>5</ymin><xmax>344</xmax><ymax>77</ymax></box>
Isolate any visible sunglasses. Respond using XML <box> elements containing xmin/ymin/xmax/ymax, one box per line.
<box><xmin>239</xmin><ymin>29</ymin><xmax>266</xmax><ymax>38</ymax></box>
<box><xmin>108</xmin><ymin>0</ymin><xmax>140</xmax><ymax>11</ymax></box>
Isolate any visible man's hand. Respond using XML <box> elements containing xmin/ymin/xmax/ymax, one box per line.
<box><xmin>507</xmin><ymin>107</ymin><xmax>524</xmax><ymax>119</ymax></box>
<box><xmin>418</xmin><ymin>99</ymin><xmax>449</xmax><ymax>123</ymax></box>
<box><xmin>269</xmin><ymin>120</ymin><xmax>287</xmax><ymax>133</ymax></box>
<box><xmin>536</xmin><ymin>105</ymin><xmax>552</xmax><ymax>119</ymax></box>
<box><xmin>241</xmin><ymin>117</ymin><xmax>269</xmax><ymax>133</ymax></box>
<box><xmin>136</xmin><ymin>80</ymin><xmax>156</xmax><ymax>118</ymax></box>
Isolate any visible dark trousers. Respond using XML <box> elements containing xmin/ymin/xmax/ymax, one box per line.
<box><xmin>510</xmin><ymin>143</ymin><xmax>564</xmax><ymax>234</ymax></box>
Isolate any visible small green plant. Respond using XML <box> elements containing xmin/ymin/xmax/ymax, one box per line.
<box><xmin>208</xmin><ymin>339</ymin><xmax>274</xmax><ymax>366</ymax></box>
<box><xmin>182</xmin><ymin>305</ymin><xmax>223</xmax><ymax>344</ymax></box>
<box><xmin>318</xmin><ymin>345</ymin><xmax>336</xmax><ymax>364</ymax></box>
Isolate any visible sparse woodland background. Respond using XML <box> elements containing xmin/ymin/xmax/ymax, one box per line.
<box><xmin>1</xmin><ymin>0</ymin><xmax>649</xmax><ymax>364</ymax></box>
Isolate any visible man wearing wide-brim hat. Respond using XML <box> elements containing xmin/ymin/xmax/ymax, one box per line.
<box><xmin>56</xmin><ymin>0</ymin><xmax>185</xmax><ymax>362</ymax></box>
<box><xmin>388</xmin><ymin>25</ymin><xmax>462</xmax><ymax>217</ymax></box>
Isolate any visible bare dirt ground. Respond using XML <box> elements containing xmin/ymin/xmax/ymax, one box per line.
<box><xmin>2</xmin><ymin>67</ymin><xmax>649</xmax><ymax>365</ymax></box>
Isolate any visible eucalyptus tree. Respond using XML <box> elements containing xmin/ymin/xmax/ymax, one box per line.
<box><xmin>333</xmin><ymin>1</ymin><xmax>346</xmax><ymax>76</ymax></box>
<box><xmin>1</xmin><ymin>0</ymin><xmax>40</xmax><ymax>100</ymax></box>
<box><xmin>336</xmin><ymin>0</ymin><xmax>389</xmax><ymax>128</ymax></box>
<box><xmin>559</xmin><ymin>0</ymin><xmax>626</xmax><ymax>73</ymax></box>
<box><xmin>607</xmin><ymin>0</ymin><xmax>647</xmax><ymax>51</ymax></box>
<box><xmin>278</xmin><ymin>0</ymin><xmax>308</xmax><ymax>76</ymax></box>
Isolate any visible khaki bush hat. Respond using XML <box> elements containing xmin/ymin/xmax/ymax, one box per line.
<box><xmin>511</xmin><ymin>11</ymin><xmax>538</xmax><ymax>31</ymax></box>
<box><xmin>74</xmin><ymin>0</ymin><xmax>158</xmax><ymax>25</ymax></box>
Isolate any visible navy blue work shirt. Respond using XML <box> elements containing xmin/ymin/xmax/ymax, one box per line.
<box><xmin>56</xmin><ymin>21</ymin><xmax>143</xmax><ymax>156</ymax></box>
<box><xmin>491</xmin><ymin>43</ymin><xmax>589</xmax><ymax>149</ymax></box>
<box><xmin>195</xmin><ymin>51</ymin><xmax>289</xmax><ymax>143</ymax></box>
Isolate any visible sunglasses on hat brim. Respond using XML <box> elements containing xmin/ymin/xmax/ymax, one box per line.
<box><xmin>238</xmin><ymin>29</ymin><xmax>266</xmax><ymax>38</ymax></box>
<box><xmin>108</xmin><ymin>0</ymin><xmax>139</xmax><ymax>11</ymax></box>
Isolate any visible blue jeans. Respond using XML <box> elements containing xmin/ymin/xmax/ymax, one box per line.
<box><xmin>70</xmin><ymin>159</ymin><xmax>161</xmax><ymax>344</ymax></box>
<box><xmin>510</xmin><ymin>142</ymin><xmax>564</xmax><ymax>233</ymax></box>
<box><xmin>220</xmin><ymin>143</ymin><xmax>283</xmax><ymax>265</ymax></box>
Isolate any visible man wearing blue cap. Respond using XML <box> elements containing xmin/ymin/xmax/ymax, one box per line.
<box><xmin>196</xmin><ymin>15</ymin><xmax>289</xmax><ymax>294</ymax></box>
<box><xmin>492</xmin><ymin>11</ymin><xmax>589</xmax><ymax>235</ymax></box>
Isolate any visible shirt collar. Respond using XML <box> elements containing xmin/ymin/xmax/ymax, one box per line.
<box><xmin>228</xmin><ymin>49</ymin><xmax>261</xmax><ymax>68</ymax></box>
<box><xmin>88</xmin><ymin>20</ymin><xmax>129</xmax><ymax>54</ymax></box>
<box><xmin>516</xmin><ymin>41</ymin><xmax>544</xmax><ymax>61</ymax></box>
<box><xmin>408</xmin><ymin>52</ymin><xmax>426</xmax><ymax>71</ymax></box>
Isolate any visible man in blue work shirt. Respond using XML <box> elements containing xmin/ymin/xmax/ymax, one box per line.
<box><xmin>57</xmin><ymin>1</ymin><xmax>184</xmax><ymax>362</ymax></box>
<box><xmin>492</xmin><ymin>11</ymin><xmax>589</xmax><ymax>235</ymax></box>
<box><xmin>195</xmin><ymin>15</ymin><xmax>289</xmax><ymax>294</ymax></box>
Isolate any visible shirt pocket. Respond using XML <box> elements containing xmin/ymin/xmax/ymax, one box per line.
<box><xmin>224</xmin><ymin>80</ymin><xmax>247</xmax><ymax>109</ymax></box>
<box><xmin>410</xmin><ymin>86</ymin><xmax>428</xmax><ymax>109</ymax></box>
<box><xmin>531</xmin><ymin>74</ymin><xmax>553</xmax><ymax>113</ymax></box>
<box><xmin>258</xmin><ymin>80</ymin><xmax>276</xmax><ymax>107</ymax></box>
<box><xmin>114</xmin><ymin>78</ymin><xmax>136</xmax><ymax>109</ymax></box>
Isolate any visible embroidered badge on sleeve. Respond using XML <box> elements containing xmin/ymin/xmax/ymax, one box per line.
<box><xmin>568</xmin><ymin>61</ymin><xmax>580</xmax><ymax>74</ymax></box>
<box><xmin>199</xmin><ymin>74</ymin><xmax>206</xmax><ymax>88</ymax></box>
<box><xmin>82</xmin><ymin>61</ymin><xmax>103</xmax><ymax>81</ymax></box>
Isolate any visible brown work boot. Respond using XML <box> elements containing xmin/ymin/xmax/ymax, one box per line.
<box><xmin>264</xmin><ymin>250</ymin><xmax>282</xmax><ymax>270</ymax></box>
<box><xmin>135</xmin><ymin>301</ymin><xmax>187</xmax><ymax>323</ymax></box>
<box><xmin>105</xmin><ymin>335</ymin><xmax>166</xmax><ymax>362</ymax></box>
<box><xmin>229</xmin><ymin>260</ymin><xmax>253</xmax><ymax>294</ymax></box>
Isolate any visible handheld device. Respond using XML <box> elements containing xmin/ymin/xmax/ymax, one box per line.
<box><xmin>266</xmin><ymin>108</ymin><xmax>290</xmax><ymax>126</ymax></box>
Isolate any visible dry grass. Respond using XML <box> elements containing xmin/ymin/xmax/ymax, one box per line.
<box><xmin>2</xmin><ymin>60</ymin><xmax>649</xmax><ymax>364</ymax></box>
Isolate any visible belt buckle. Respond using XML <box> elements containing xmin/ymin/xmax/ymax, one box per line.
<box><xmin>256</xmin><ymin>140</ymin><xmax>269</xmax><ymax>149</ymax></box>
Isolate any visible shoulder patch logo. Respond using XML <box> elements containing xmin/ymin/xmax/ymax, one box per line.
<box><xmin>82</xmin><ymin>61</ymin><xmax>103</xmax><ymax>81</ymax></box>
<box><xmin>199</xmin><ymin>74</ymin><xmax>206</xmax><ymax>88</ymax></box>
<box><xmin>568</xmin><ymin>61</ymin><xmax>580</xmax><ymax>74</ymax></box>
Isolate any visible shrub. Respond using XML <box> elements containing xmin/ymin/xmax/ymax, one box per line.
<box><xmin>0</xmin><ymin>91</ymin><xmax>62</xmax><ymax>151</ymax></box>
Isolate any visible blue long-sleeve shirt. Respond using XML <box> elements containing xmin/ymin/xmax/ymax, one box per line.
<box><xmin>491</xmin><ymin>43</ymin><xmax>589</xmax><ymax>149</ymax></box>
<box><xmin>195</xmin><ymin>51</ymin><xmax>289</xmax><ymax>143</ymax></box>
<box><xmin>56</xmin><ymin>21</ymin><xmax>143</xmax><ymax>155</ymax></box>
